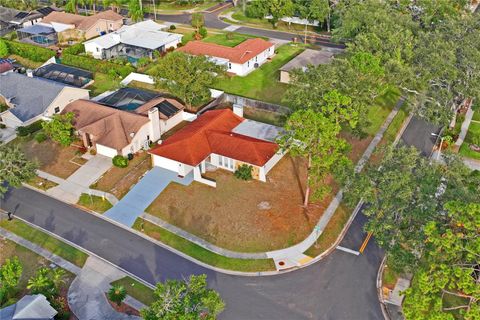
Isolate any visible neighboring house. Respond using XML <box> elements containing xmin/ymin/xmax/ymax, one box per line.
<box><xmin>83</xmin><ymin>20</ymin><xmax>182</xmax><ymax>62</ymax></box>
<box><xmin>0</xmin><ymin>71</ymin><xmax>89</xmax><ymax>128</ymax></box>
<box><xmin>40</xmin><ymin>10</ymin><xmax>123</xmax><ymax>44</ymax></box>
<box><xmin>0</xmin><ymin>294</ymin><xmax>57</xmax><ymax>320</ymax></box>
<box><xmin>149</xmin><ymin>108</ymin><xmax>285</xmax><ymax>185</ymax></box>
<box><xmin>34</xmin><ymin>61</ymin><xmax>94</xmax><ymax>88</ymax></box>
<box><xmin>177</xmin><ymin>38</ymin><xmax>275</xmax><ymax>76</ymax></box>
<box><xmin>0</xmin><ymin>6</ymin><xmax>57</xmax><ymax>29</ymax></box>
<box><xmin>64</xmin><ymin>88</ymin><xmax>187</xmax><ymax>157</ymax></box>
<box><xmin>0</xmin><ymin>58</ymin><xmax>14</xmax><ymax>73</ymax></box>
<box><xmin>279</xmin><ymin>48</ymin><xmax>336</xmax><ymax>84</ymax></box>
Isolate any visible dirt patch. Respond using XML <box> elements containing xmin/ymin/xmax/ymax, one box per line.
<box><xmin>106</xmin><ymin>295</ymin><xmax>140</xmax><ymax>317</ymax></box>
<box><xmin>147</xmin><ymin>156</ymin><xmax>334</xmax><ymax>252</ymax></box>
<box><xmin>12</xmin><ymin>137</ymin><xmax>84</xmax><ymax>179</ymax></box>
<box><xmin>91</xmin><ymin>152</ymin><xmax>151</xmax><ymax>199</ymax></box>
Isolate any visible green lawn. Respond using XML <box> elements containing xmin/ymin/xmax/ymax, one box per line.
<box><xmin>111</xmin><ymin>276</ymin><xmax>155</xmax><ymax>306</ymax></box>
<box><xmin>364</xmin><ymin>87</ymin><xmax>402</xmax><ymax>136</ymax></box>
<box><xmin>133</xmin><ymin>218</ymin><xmax>275</xmax><ymax>272</ymax></box>
<box><xmin>77</xmin><ymin>193</ymin><xmax>113</xmax><ymax>213</ymax></box>
<box><xmin>203</xmin><ymin>33</ymin><xmax>261</xmax><ymax>47</ymax></box>
<box><xmin>459</xmin><ymin>122</ymin><xmax>480</xmax><ymax>160</ymax></box>
<box><xmin>0</xmin><ymin>219</ymin><xmax>88</xmax><ymax>267</ymax></box>
<box><xmin>26</xmin><ymin>176</ymin><xmax>58</xmax><ymax>191</ymax></box>
<box><xmin>87</xmin><ymin>72</ymin><xmax>121</xmax><ymax>97</ymax></box>
<box><xmin>472</xmin><ymin>111</ymin><xmax>480</xmax><ymax>122</ymax></box>
<box><xmin>213</xmin><ymin>44</ymin><xmax>304</xmax><ymax>105</ymax></box>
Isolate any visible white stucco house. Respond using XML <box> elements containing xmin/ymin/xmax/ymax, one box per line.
<box><xmin>177</xmin><ymin>38</ymin><xmax>275</xmax><ymax>76</ymax></box>
<box><xmin>83</xmin><ymin>20</ymin><xmax>182</xmax><ymax>61</ymax></box>
<box><xmin>149</xmin><ymin>107</ymin><xmax>286</xmax><ymax>187</ymax></box>
<box><xmin>0</xmin><ymin>71</ymin><xmax>89</xmax><ymax>129</ymax></box>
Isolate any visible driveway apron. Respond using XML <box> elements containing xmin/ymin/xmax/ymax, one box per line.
<box><xmin>104</xmin><ymin>167</ymin><xmax>193</xmax><ymax>227</ymax></box>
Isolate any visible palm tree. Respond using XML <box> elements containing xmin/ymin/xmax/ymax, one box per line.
<box><xmin>27</xmin><ymin>268</ymin><xmax>53</xmax><ymax>297</ymax></box>
<box><xmin>128</xmin><ymin>0</ymin><xmax>143</xmax><ymax>22</ymax></box>
<box><xmin>65</xmin><ymin>0</ymin><xmax>79</xmax><ymax>14</ymax></box>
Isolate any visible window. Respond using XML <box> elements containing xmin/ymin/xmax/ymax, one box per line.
<box><xmin>247</xmin><ymin>61</ymin><xmax>250</xmax><ymax>67</ymax></box>
<box><xmin>54</xmin><ymin>107</ymin><xmax>60</xmax><ymax>113</ymax></box>
<box><xmin>255</xmin><ymin>56</ymin><xmax>257</xmax><ymax>62</ymax></box>
<box><xmin>96</xmin><ymin>47</ymin><xmax>99</xmax><ymax>52</ymax></box>
<box><xmin>218</xmin><ymin>155</ymin><xmax>223</xmax><ymax>166</ymax></box>
<box><xmin>228</xmin><ymin>63</ymin><xmax>231</xmax><ymax>69</ymax></box>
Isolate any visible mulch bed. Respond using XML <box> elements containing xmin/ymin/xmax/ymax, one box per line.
<box><xmin>106</xmin><ymin>295</ymin><xmax>140</xmax><ymax>317</ymax></box>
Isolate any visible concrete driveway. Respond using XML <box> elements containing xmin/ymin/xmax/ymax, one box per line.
<box><xmin>104</xmin><ymin>167</ymin><xmax>193</xmax><ymax>227</ymax></box>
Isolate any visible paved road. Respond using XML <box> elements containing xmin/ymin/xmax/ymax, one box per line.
<box><xmin>1</xmin><ymin>187</ymin><xmax>384</xmax><ymax>320</ymax></box>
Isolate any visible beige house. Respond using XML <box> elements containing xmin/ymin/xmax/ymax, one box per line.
<box><xmin>0</xmin><ymin>72</ymin><xmax>89</xmax><ymax>129</ymax></box>
<box><xmin>40</xmin><ymin>10</ymin><xmax>123</xmax><ymax>44</ymax></box>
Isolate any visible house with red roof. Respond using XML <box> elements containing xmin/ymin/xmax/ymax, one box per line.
<box><xmin>149</xmin><ymin>108</ymin><xmax>286</xmax><ymax>186</ymax></box>
<box><xmin>177</xmin><ymin>38</ymin><xmax>275</xmax><ymax>76</ymax></box>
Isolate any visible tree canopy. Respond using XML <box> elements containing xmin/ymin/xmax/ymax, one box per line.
<box><xmin>140</xmin><ymin>274</ymin><xmax>225</xmax><ymax>320</ymax></box>
<box><xmin>0</xmin><ymin>144</ymin><xmax>37</xmax><ymax>196</ymax></box>
<box><xmin>42</xmin><ymin>112</ymin><xmax>75</xmax><ymax>147</ymax></box>
<box><xmin>149</xmin><ymin>52</ymin><xmax>226</xmax><ymax>109</ymax></box>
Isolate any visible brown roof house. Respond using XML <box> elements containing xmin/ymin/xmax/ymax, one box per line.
<box><xmin>40</xmin><ymin>10</ymin><xmax>123</xmax><ymax>44</ymax></box>
<box><xmin>63</xmin><ymin>91</ymin><xmax>186</xmax><ymax>157</ymax></box>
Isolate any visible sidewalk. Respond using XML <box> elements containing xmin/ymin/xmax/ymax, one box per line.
<box><xmin>0</xmin><ymin>227</ymin><xmax>145</xmax><ymax>319</ymax></box>
<box><xmin>455</xmin><ymin>108</ymin><xmax>474</xmax><ymax>147</ymax></box>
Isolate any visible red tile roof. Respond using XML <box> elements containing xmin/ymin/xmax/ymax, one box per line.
<box><xmin>0</xmin><ymin>62</ymin><xmax>13</xmax><ymax>74</ymax></box>
<box><xmin>177</xmin><ymin>38</ymin><xmax>274</xmax><ymax>64</ymax></box>
<box><xmin>149</xmin><ymin>109</ymin><xmax>278</xmax><ymax>167</ymax></box>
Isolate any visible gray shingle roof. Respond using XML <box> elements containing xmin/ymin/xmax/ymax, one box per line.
<box><xmin>0</xmin><ymin>294</ymin><xmax>57</xmax><ymax>320</ymax></box>
<box><xmin>0</xmin><ymin>72</ymin><xmax>67</xmax><ymax>122</ymax></box>
<box><xmin>280</xmin><ymin>48</ymin><xmax>336</xmax><ymax>72</ymax></box>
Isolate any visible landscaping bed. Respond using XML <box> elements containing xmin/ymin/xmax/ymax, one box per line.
<box><xmin>133</xmin><ymin>218</ymin><xmax>275</xmax><ymax>272</ymax></box>
<box><xmin>145</xmin><ymin>156</ymin><xmax>332</xmax><ymax>252</ymax></box>
<box><xmin>91</xmin><ymin>152</ymin><xmax>151</xmax><ymax>199</ymax></box>
<box><xmin>0</xmin><ymin>219</ymin><xmax>88</xmax><ymax>267</ymax></box>
<box><xmin>212</xmin><ymin>44</ymin><xmax>304</xmax><ymax>105</ymax></box>
<box><xmin>11</xmin><ymin>135</ymin><xmax>85</xmax><ymax>179</ymax></box>
<box><xmin>77</xmin><ymin>193</ymin><xmax>113</xmax><ymax>213</ymax></box>
<box><xmin>0</xmin><ymin>238</ymin><xmax>75</xmax><ymax>312</ymax></box>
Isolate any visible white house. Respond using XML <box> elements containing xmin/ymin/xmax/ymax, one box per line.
<box><xmin>149</xmin><ymin>108</ymin><xmax>286</xmax><ymax>186</ymax></box>
<box><xmin>83</xmin><ymin>20</ymin><xmax>182</xmax><ymax>61</ymax></box>
<box><xmin>0</xmin><ymin>71</ymin><xmax>89</xmax><ymax>129</ymax></box>
<box><xmin>177</xmin><ymin>38</ymin><xmax>275</xmax><ymax>76</ymax></box>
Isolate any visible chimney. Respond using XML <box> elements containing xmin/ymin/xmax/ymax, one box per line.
<box><xmin>233</xmin><ymin>103</ymin><xmax>243</xmax><ymax>118</ymax></box>
<box><xmin>148</xmin><ymin>107</ymin><xmax>161</xmax><ymax>142</ymax></box>
<box><xmin>26</xmin><ymin>69</ymin><xmax>33</xmax><ymax>77</ymax></box>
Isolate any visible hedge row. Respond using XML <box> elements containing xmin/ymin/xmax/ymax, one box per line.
<box><xmin>4</xmin><ymin>40</ymin><xmax>55</xmax><ymax>62</ymax></box>
<box><xmin>61</xmin><ymin>54</ymin><xmax>134</xmax><ymax>78</ymax></box>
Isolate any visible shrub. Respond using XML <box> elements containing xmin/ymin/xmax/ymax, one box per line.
<box><xmin>89</xmin><ymin>149</ymin><xmax>97</xmax><ymax>155</ymax></box>
<box><xmin>61</xmin><ymin>54</ymin><xmax>134</xmax><ymax>78</ymax></box>
<box><xmin>199</xmin><ymin>26</ymin><xmax>208</xmax><ymax>38</ymax></box>
<box><xmin>136</xmin><ymin>57</ymin><xmax>150</xmax><ymax>67</ymax></box>
<box><xmin>234</xmin><ymin>164</ymin><xmax>253</xmax><ymax>180</ymax></box>
<box><xmin>226</xmin><ymin>32</ymin><xmax>235</xmax><ymax>40</ymax></box>
<box><xmin>0</xmin><ymin>39</ymin><xmax>9</xmax><ymax>57</ymax></box>
<box><xmin>34</xmin><ymin>132</ymin><xmax>47</xmax><ymax>143</ymax></box>
<box><xmin>4</xmin><ymin>40</ymin><xmax>55</xmax><ymax>62</ymax></box>
<box><xmin>245</xmin><ymin>2</ymin><xmax>266</xmax><ymax>19</ymax></box>
<box><xmin>108</xmin><ymin>285</ymin><xmax>126</xmax><ymax>306</ymax></box>
<box><xmin>169</xmin><ymin>24</ymin><xmax>176</xmax><ymax>30</ymax></box>
<box><xmin>112</xmin><ymin>155</ymin><xmax>128</xmax><ymax>168</ymax></box>
<box><xmin>62</xmin><ymin>43</ymin><xmax>85</xmax><ymax>55</ymax></box>
<box><xmin>16</xmin><ymin>121</ymin><xmax>43</xmax><ymax>137</ymax></box>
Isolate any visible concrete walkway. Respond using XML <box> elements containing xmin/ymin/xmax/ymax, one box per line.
<box><xmin>47</xmin><ymin>155</ymin><xmax>112</xmax><ymax>203</ymax></box>
<box><xmin>104</xmin><ymin>167</ymin><xmax>193</xmax><ymax>227</ymax></box>
<box><xmin>0</xmin><ymin>127</ymin><xmax>16</xmax><ymax>144</ymax></box>
<box><xmin>68</xmin><ymin>257</ymin><xmax>142</xmax><ymax>320</ymax></box>
<box><xmin>0</xmin><ymin>226</ymin><xmax>145</xmax><ymax>319</ymax></box>
<box><xmin>455</xmin><ymin>108</ymin><xmax>474</xmax><ymax>147</ymax></box>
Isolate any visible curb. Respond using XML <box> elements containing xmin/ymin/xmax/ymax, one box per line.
<box><xmin>377</xmin><ymin>256</ymin><xmax>391</xmax><ymax>320</ymax></box>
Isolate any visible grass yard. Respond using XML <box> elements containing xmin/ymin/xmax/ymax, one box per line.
<box><xmin>243</xmin><ymin>106</ymin><xmax>287</xmax><ymax>127</ymax></box>
<box><xmin>133</xmin><ymin>218</ymin><xmax>275</xmax><ymax>272</ymax></box>
<box><xmin>87</xmin><ymin>72</ymin><xmax>121</xmax><ymax>97</ymax></box>
<box><xmin>0</xmin><ymin>238</ymin><xmax>75</xmax><ymax>308</ymax></box>
<box><xmin>203</xmin><ymin>33</ymin><xmax>262</xmax><ymax>47</ymax></box>
<box><xmin>91</xmin><ymin>152</ymin><xmax>151</xmax><ymax>199</ymax></box>
<box><xmin>459</xmin><ymin>122</ymin><xmax>480</xmax><ymax>160</ymax></box>
<box><xmin>146</xmin><ymin>156</ymin><xmax>334</xmax><ymax>252</ymax></box>
<box><xmin>212</xmin><ymin>44</ymin><xmax>305</xmax><ymax>105</ymax></box>
<box><xmin>77</xmin><ymin>193</ymin><xmax>113</xmax><ymax>213</ymax></box>
<box><xmin>10</xmin><ymin>136</ymin><xmax>85</xmax><ymax>179</ymax></box>
<box><xmin>26</xmin><ymin>176</ymin><xmax>58</xmax><ymax>191</ymax></box>
<box><xmin>143</xmin><ymin>0</ymin><xmax>218</xmax><ymax>13</ymax></box>
<box><xmin>304</xmin><ymin>205</ymin><xmax>352</xmax><ymax>257</ymax></box>
<box><xmin>9</xmin><ymin>54</ymin><xmax>42</xmax><ymax>69</ymax></box>
<box><xmin>382</xmin><ymin>264</ymin><xmax>399</xmax><ymax>290</ymax></box>
<box><xmin>111</xmin><ymin>276</ymin><xmax>155</xmax><ymax>306</ymax></box>
<box><xmin>472</xmin><ymin>111</ymin><xmax>480</xmax><ymax>122</ymax></box>
<box><xmin>0</xmin><ymin>219</ymin><xmax>88</xmax><ymax>267</ymax></box>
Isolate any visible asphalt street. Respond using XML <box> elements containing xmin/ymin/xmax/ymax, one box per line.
<box><xmin>1</xmin><ymin>187</ymin><xmax>384</xmax><ymax>320</ymax></box>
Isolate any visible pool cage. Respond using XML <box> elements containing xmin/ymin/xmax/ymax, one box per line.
<box><xmin>99</xmin><ymin>87</ymin><xmax>159</xmax><ymax>111</ymax></box>
<box><xmin>17</xmin><ymin>24</ymin><xmax>57</xmax><ymax>46</ymax></box>
<box><xmin>34</xmin><ymin>63</ymin><xmax>93</xmax><ymax>88</ymax></box>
